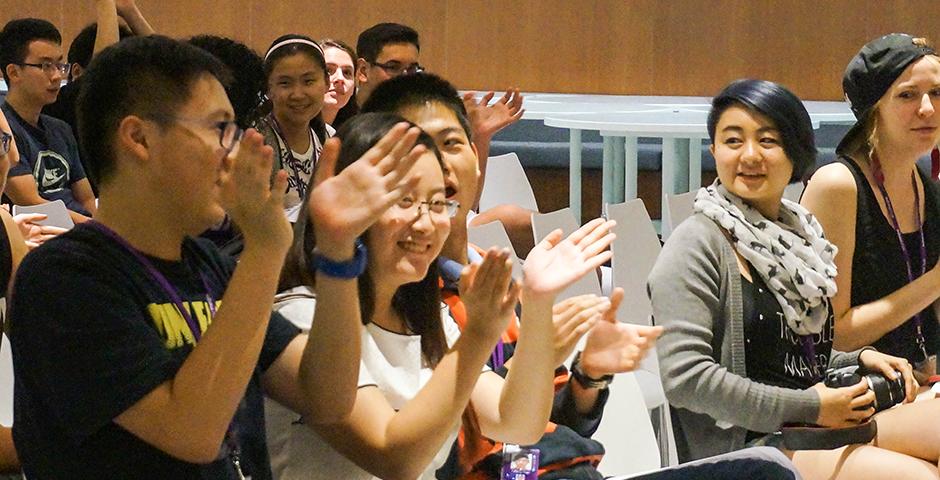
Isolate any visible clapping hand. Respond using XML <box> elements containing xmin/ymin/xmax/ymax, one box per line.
<box><xmin>578</xmin><ymin>288</ymin><xmax>663</xmax><ymax>378</ymax></box>
<box><xmin>217</xmin><ymin>129</ymin><xmax>291</xmax><ymax>253</ymax></box>
<box><xmin>551</xmin><ymin>295</ymin><xmax>610</xmax><ymax>367</ymax></box>
<box><xmin>459</xmin><ymin>248</ymin><xmax>521</xmax><ymax>342</ymax></box>
<box><xmin>521</xmin><ymin>218</ymin><xmax>616</xmax><ymax>304</ymax></box>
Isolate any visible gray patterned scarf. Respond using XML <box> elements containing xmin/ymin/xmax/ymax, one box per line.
<box><xmin>694</xmin><ymin>182</ymin><xmax>838</xmax><ymax>335</ymax></box>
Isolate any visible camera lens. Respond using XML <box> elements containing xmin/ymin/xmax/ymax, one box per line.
<box><xmin>865</xmin><ymin>371</ymin><xmax>905</xmax><ymax>412</ymax></box>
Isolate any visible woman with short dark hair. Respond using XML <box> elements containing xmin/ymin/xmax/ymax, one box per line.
<box><xmin>651</xmin><ymin>78</ymin><xmax>940</xmax><ymax>479</ymax></box>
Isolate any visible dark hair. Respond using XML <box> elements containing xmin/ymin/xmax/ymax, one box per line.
<box><xmin>320</xmin><ymin>38</ymin><xmax>357</xmax><ymax>74</ymax></box>
<box><xmin>68</xmin><ymin>23</ymin><xmax>134</xmax><ymax>70</ymax></box>
<box><xmin>0</xmin><ymin>18</ymin><xmax>62</xmax><ymax>82</ymax></box>
<box><xmin>280</xmin><ymin>112</ymin><xmax>446</xmax><ymax>365</ymax></box>
<box><xmin>189</xmin><ymin>35</ymin><xmax>266</xmax><ymax>128</ymax></box>
<box><xmin>356</xmin><ymin>23</ymin><xmax>419</xmax><ymax>63</ymax></box>
<box><xmin>707</xmin><ymin>79</ymin><xmax>816</xmax><ymax>182</ymax></box>
<box><xmin>361</xmin><ymin>72</ymin><xmax>473</xmax><ymax>142</ymax></box>
<box><xmin>263</xmin><ymin>34</ymin><xmax>328</xmax><ymax>142</ymax></box>
<box><xmin>77</xmin><ymin>35</ymin><xmax>230</xmax><ymax>186</ymax></box>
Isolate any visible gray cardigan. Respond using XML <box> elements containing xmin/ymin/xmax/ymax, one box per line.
<box><xmin>648</xmin><ymin>213</ymin><xmax>863</xmax><ymax>461</ymax></box>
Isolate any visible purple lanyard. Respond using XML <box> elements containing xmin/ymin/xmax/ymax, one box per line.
<box><xmin>491</xmin><ymin>339</ymin><xmax>505</xmax><ymax>370</ymax></box>
<box><xmin>269</xmin><ymin>114</ymin><xmax>311</xmax><ymax>200</ymax></box>
<box><xmin>800</xmin><ymin>336</ymin><xmax>821</xmax><ymax>382</ymax></box>
<box><xmin>87</xmin><ymin>221</ymin><xmax>217</xmax><ymax>343</ymax></box>
<box><xmin>871</xmin><ymin>157</ymin><xmax>929</xmax><ymax>360</ymax></box>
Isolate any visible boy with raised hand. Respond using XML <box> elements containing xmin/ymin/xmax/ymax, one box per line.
<box><xmin>9</xmin><ymin>35</ymin><xmax>424</xmax><ymax>479</ymax></box>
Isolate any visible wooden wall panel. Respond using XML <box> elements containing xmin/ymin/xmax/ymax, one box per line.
<box><xmin>2</xmin><ymin>0</ymin><xmax>939</xmax><ymax>100</ymax></box>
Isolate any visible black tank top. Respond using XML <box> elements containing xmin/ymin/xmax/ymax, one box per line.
<box><xmin>839</xmin><ymin>156</ymin><xmax>940</xmax><ymax>363</ymax></box>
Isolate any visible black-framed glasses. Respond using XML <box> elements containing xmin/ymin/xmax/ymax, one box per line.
<box><xmin>397</xmin><ymin>197</ymin><xmax>460</xmax><ymax>218</ymax></box>
<box><xmin>17</xmin><ymin>61</ymin><xmax>70</xmax><ymax>77</ymax></box>
<box><xmin>369</xmin><ymin>60</ymin><xmax>423</xmax><ymax>77</ymax></box>
<box><xmin>0</xmin><ymin>131</ymin><xmax>11</xmax><ymax>156</ymax></box>
<box><xmin>147</xmin><ymin>114</ymin><xmax>244</xmax><ymax>155</ymax></box>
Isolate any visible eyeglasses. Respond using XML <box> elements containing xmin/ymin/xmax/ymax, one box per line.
<box><xmin>396</xmin><ymin>197</ymin><xmax>459</xmax><ymax>218</ymax></box>
<box><xmin>369</xmin><ymin>60</ymin><xmax>423</xmax><ymax>77</ymax></box>
<box><xmin>17</xmin><ymin>61</ymin><xmax>70</xmax><ymax>77</ymax></box>
<box><xmin>0</xmin><ymin>131</ymin><xmax>11</xmax><ymax>156</ymax></box>
<box><xmin>147</xmin><ymin>114</ymin><xmax>244</xmax><ymax>155</ymax></box>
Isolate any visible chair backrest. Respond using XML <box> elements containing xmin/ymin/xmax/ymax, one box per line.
<box><xmin>594</xmin><ymin>372</ymin><xmax>662</xmax><ymax>476</ymax></box>
<box><xmin>661</xmin><ymin>191</ymin><xmax>697</xmax><ymax>241</ymax></box>
<box><xmin>606</xmin><ymin>200</ymin><xmax>661</xmax><ymax>327</ymax></box>
<box><xmin>466</xmin><ymin>220</ymin><xmax>524</xmax><ymax>279</ymax></box>
<box><xmin>606</xmin><ymin>200</ymin><xmax>678</xmax><ymax>466</ymax></box>
<box><xmin>1</xmin><ymin>333</ymin><xmax>12</xmax><ymax>427</ymax></box>
<box><xmin>782</xmin><ymin>181</ymin><xmax>805</xmax><ymax>203</ymax></box>
<box><xmin>530</xmin><ymin>208</ymin><xmax>602</xmax><ymax>301</ymax></box>
<box><xmin>478</xmin><ymin>152</ymin><xmax>540</xmax><ymax>213</ymax></box>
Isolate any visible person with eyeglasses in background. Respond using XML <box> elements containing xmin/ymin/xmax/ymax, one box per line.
<box><xmin>351</xmin><ymin>22</ymin><xmax>424</xmax><ymax>111</ymax></box>
<box><xmin>0</xmin><ymin>18</ymin><xmax>97</xmax><ymax>225</ymax></box>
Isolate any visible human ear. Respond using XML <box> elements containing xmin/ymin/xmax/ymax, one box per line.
<box><xmin>356</xmin><ymin>58</ymin><xmax>369</xmax><ymax>84</ymax></box>
<box><xmin>116</xmin><ymin>115</ymin><xmax>151</xmax><ymax>163</ymax></box>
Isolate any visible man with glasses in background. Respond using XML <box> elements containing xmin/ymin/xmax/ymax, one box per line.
<box><xmin>354</xmin><ymin>22</ymin><xmax>423</xmax><ymax>108</ymax></box>
<box><xmin>0</xmin><ymin>18</ymin><xmax>97</xmax><ymax>224</ymax></box>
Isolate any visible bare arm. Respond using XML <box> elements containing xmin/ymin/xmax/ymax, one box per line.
<box><xmin>92</xmin><ymin>0</ymin><xmax>120</xmax><ymax>57</ymax></box>
<box><xmin>5</xmin><ymin>175</ymin><xmax>90</xmax><ymax>224</ymax></box>
<box><xmin>312</xmin><ymin>250</ymin><xmax>519</xmax><ymax>480</ymax></box>
<box><xmin>263</xmin><ymin>127</ymin><xmax>428</xmax><ymax>423</ymax></box>
<box><xmin>474</xmin><ymin>219</ymin><xmax>616</xmax><ymax>442</ymax></box>
<box><xmin>116</xmin><ymin>0</ymin><xmax>155</xmax><ymax>35</ymax></box>
<box><xmin>71</xmin><ymin>178</ymin><xmax>97</xmax><ymax>216</ymax></box>
<box><xmin>801</xmin><ymin>163</ymin><xmax>940</xmax><ymax>350</ymax></box>
<box><xmin>113</xmin><ymin>130</ymin><xmax>292</xmax><ymax>463</ymax></box>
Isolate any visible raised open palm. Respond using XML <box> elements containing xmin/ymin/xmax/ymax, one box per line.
<box><xmin>522</xmin><ymin>218</ymin><xmax>615</xmax><ymax>301</ymax></box>
<box><xmin>309</xmin><ymin>123</ymin><xmax>425</xmax><ymax>254</ymax></box>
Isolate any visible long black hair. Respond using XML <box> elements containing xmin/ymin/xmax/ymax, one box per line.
<box><xmin>262</xmin><ymin>34</ymin><xmax>329</xmax><ymax>143</ymax></box>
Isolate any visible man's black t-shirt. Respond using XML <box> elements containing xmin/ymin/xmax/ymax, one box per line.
<box><xmin>9</xmin><ymin>223</ymin><xmax>299</xmax><ymax>479</ymax></box>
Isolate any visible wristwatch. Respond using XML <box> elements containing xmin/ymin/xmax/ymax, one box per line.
<box><xmin>310</xmin><ymin>239</ymin><xmax>368</xmax><ymax>279</ymax></box>
<box><xmin>571</xmin><ymin>352</ymin><xmax>614</xmax><ymax>390</ymax></box>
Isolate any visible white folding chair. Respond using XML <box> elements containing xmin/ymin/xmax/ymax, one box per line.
<box><xmin>594</xmin><ymin>372</ymin><xmax>662</xmax><ymax>477</ymax></box>
<box><xmin>466</xmin><ymin>220</ymin><xmax>524</xmax><ymax>279</ymax></box>
<box><xmin>661</xmin><ymin>190</ymin><xmax>697</xmax><ymax>241</ymax></box>
<box><xmin>1</xmin><ymin>332</ymin><xmax>13</xmax><ymax>428</ymax></box>
<box><xmin>606</xmin><ymin>200</ymin><xmax>678</xmax><ymax>466</ymax></box>
<box><xmin>478</xmin><ymin>153</ymin><xmax>540</xmax><ymax>213</ymax></box>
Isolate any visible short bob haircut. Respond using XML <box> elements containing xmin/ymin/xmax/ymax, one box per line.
<box><xmin>707</xmin><ymin>79</ymin><xmax>817</xmax><ymax>183</ymax></box>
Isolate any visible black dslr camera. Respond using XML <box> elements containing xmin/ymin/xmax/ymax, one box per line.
<box><xmin>824</xmin><ymin>365</ymin><xmax>906</xmax><ymax>412</ymax></box>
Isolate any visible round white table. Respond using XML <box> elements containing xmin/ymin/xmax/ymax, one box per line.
<box><xmin>542</xmin><ymin>100</ymin><xmax>856</xmax><ymax>219</ymax></box>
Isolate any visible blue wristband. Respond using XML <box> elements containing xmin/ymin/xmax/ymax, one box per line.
<box><xmin>311</xmin><ymin>239</ymin><xmax>367</xmax><ymax>279</ymax></box>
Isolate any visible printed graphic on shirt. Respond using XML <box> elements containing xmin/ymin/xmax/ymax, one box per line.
<box><xmin>147</xmin><ymin>299</ymin><xmax>221</xmax><ymax>348</ymax></box>
<box><xmin>31</xmin><ymin>150</ymin><xmax>71</xmax><ymax>193</ymax></box>
<box><xmin>777</xmin><ymin>311</ymin><xmax>833</xmax><ymax>381</ymax></box>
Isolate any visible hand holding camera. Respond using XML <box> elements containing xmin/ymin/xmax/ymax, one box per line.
<box><xmin>811</xmin><ymin>379</ymin><xmax>875</xmax><ymax>428</ymax></box>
